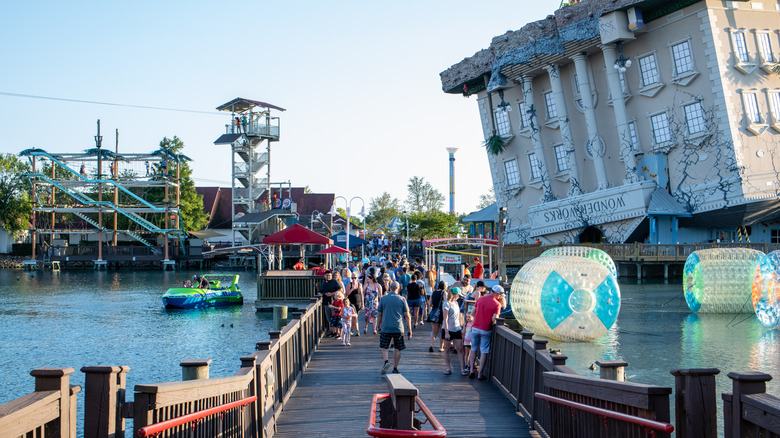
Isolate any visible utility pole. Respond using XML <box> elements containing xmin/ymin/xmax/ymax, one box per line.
<box><xmin>96</xmin><ymin>120</ymin><xmax>103</xmax><ymax>263</ymax></box>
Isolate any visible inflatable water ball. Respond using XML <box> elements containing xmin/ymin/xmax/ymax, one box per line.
<box><xmin>683</xmin><ymin>248</ymin><xmax>764</xmax><ymax>313</ymax></box>
<box><xmin>541</xmin><ymin>246</ymin><xmax>617</xmax><ymax>279</ymax></box>
<box><xmin>752</xmin><ymin>251</ymin><xmax>780</xmax><ymax>329</ymax></box>
<box><xmin>511</xmin><ymin>255</ymin><xmax>620</xmax><ymax>341</ymax></box>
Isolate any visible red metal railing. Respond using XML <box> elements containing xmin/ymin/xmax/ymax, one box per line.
<box><xmin>367</xmin><ymin>393</ymin><xmax>446</xmax><ymax>438</ymax></box>
<box><xmin>535</xmin><ymin>393</ymin><xmax>674</xmax><ymax>436</ymax></box>
<box><xmin>137</xmin><ymin>395</ymin><xmax>257</xmax><ymax>437</ymax></box>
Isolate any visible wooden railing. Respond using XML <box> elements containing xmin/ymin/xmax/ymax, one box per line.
<box><xmin>488</xmin><ymin>320</ymin><xmax>673</xmax><ymax>437</ymax></box>
<box><xmin>0</xmin><ymin>367</ymin><xmax>81</xmax><ymax>438</ymax></box>
<box><xmin>257</xmin><ymin>271</ymin><xmax>325</xmax><ymax>302</ymax></box>
<box><xmin>502</xmin><ymin>242</ymin><xmax>780</xmax><ymax>265</ymax></box>
<box><xmin>488</xmin><ymin>320</ymin><xmax>780</xmax><ymax>437</ymax></box>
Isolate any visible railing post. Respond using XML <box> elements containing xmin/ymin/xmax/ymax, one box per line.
<box><xmin>596</xmin><ymin>360</ymin><xmax>628</xmax><ymax>381</ymax></box>
<box><xmin>269</xmin><ymin>331</ymin><xmax>281</xmax><ymax>341</ymax></box>
<box><xmin>256</xmin><ymin>341</ymin><xmax>271</xmax><ymax>351</ymax></box>
<box><xmin>240</xmin><ymin>356</ymin><xmax>257</xmax><ymax>438</ymax></box>
<box><xmin>30</xmin><ymin>367</ymin><xmax>75</xmax><ymax>438</ymax></box>
<box><xmin>724</xmin><ymin>371</ymin><xmax>773</xmax><ymax>438</ymax></box>
<box><xmin>81</xmin><ymin>365</ymin><xmax>130</xmax><ymax>438</ymax></box>
<box><xmin>385</xmin><ymin>374</ymin><xmax>418</xmax><ymax>430</ymax></box>
<box><xmin>670</xmin><ymin>368</ymin><xmax>719</xmax><ymax>438</ymax></box>
<box><xmin>488</xmin><ymin>318</ymin><xmax>505</xmax><ymax>378</ymax></box>
<box><xmin>180</xmin><ymin>359</ymin><xmax>211</xmax><ymax>381</ymax></box>
<box><xmin>531</xmin><ymin>338</ymin><xmax>548</xmax><ymax>426</ymax></box>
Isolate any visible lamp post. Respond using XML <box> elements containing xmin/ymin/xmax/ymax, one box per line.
<box><xmin>497</xmin><ymin>206</ymin><xmax>507</xmax><ymax>283</ymax></box>
<box><xmin>329</xmin><ymin>196</ymin><xmax>366</xmax><ymax>264</ymax></box>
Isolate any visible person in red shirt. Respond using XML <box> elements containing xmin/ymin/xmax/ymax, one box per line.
<box><xmin>292</xmin><ymin>258</ymin><xmax>306</xmax><ymax>270</ymax></box>
<box><xmin>467</xmin><ymin>285</ymin><xmax>504</xmax><ymax>380</ymax></box>
<box><xmin>472</xmin><ymin>257</ymin><xmax>484</xmax><ymax>279</ymax></box>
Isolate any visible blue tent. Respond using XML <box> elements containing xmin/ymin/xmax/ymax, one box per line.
<box><xmin>332</xmin><ymin>232</ymin><xmax>369</xmax><ymax>249</ymax></box>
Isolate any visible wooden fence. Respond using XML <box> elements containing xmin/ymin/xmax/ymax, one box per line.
<box><xmin>0</xmin><ymin>367</ymin><xmax>80</xmax><ymax>438</ymax></box>
<box><xmin>487</xmin><ymin>319</ymin><xmax>780</xmax><ymax>437</ymax></box>
<box><xmin>256</xmin><ymin>271</ymin><xmax>325</xmax><ymax>302</ymax></box>
<box><xmin>0</xmin><ymin>297</ymin><xmax>326</xmax><ymax>438</ymax></box>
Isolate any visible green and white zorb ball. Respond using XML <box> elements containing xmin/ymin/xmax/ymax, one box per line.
<box><xmin>511</xmin><ymin>255</ymin><xmax>620</xmax><ymax>342</ymax></box>
<box><xmin>683</xmin><ymin>248</ymin><xmax>764</xmax><ymax>313</ymax></box>
<box><xmin>541</xmin><ymin>246</ymin><xmax>617</xmax><ymax>280</ymax></box>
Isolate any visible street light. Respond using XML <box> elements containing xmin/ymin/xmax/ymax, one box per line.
<box><xmin>329</xmin><ymin>196</ymin><xmax>366</xmax><ymax>264</ymax></box>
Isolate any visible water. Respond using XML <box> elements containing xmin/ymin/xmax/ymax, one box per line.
<box><xmin>544</xmin><ymin>280</ymin><xmax>780</xmax><ymax>435</ymax></box>
<box><xmin>0</xmin><ymin>269</ymin><xmax>274</xmax><ymax>409</ymax></box>
<box><xmin>1</xmin><ymin>271</ymin><xmax>777</xmax><ymax>435</ymax></box>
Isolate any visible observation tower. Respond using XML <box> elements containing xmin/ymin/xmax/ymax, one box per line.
<box><xmin>214</xmin><ymin>98</ymin><xmax>290</xmax><ymax>244</ymax></box>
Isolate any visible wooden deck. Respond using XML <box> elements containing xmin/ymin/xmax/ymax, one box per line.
<box><xmin>273</xmin><ymin>319</ymin><xmax>536</xmax><ymax>438</ymax></box>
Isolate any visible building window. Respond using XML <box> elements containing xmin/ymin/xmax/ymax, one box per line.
<box><xmin>683</xmin><ymin>102</ymin><xmax>707</xmax><ymax>135</ymax></box>
<box><xmin>628</xmin><ymin>121</ymin><xmax>640</xmax><ymax>151</ymax></box>
<box><xmin>517</xmin><ymin>101</ymin><xmax>531</xmax><ymax>130</ymax></box>
<box><xmin>618</xmin><ymin>69</ymin><xmax>628</xmax><ymax>94</ymax></box>
<box><xmin>744</xmin><ymin>93</ymin><xmax>761</xmax><ymax>123</ymax></box>
<box><xmin>650</xmin><ymin>112</ymin><xmax>672</xmax><ymax>145</ymax></box>
<box><xmin>494</xmin><ymin>108</ymin><xmax>511</xmax><ymax>137</ymax></box>
<box><xmin>734</xmin><ymin>31</ymin><xmax>750</xmax><ymax>63</ymax></box>
<box><xmin>543</xmin><ymin>92</ymin><xmax>558</xmax><ymax>120</ymax></box>
<box><xmin>758</xmin><ymin>32</ymin><xmax>775</xmax><ymax>63</ymax></box>
<box><xmin>769</xmin><ymin>91</ymin><xmax>780</xmax><ymax>122</ymax></box>
<box><xmin>772</xmin><ymin>229</ymin><xmax>780</xmax><ymax>244</ymax></box>
<box><xmin>504</xmin><ymin>159</ymin><xmax>521</xmax><ymax>187</ymax></box>
<box><xmin>638</xmin><ymin>54</ymin><xmax>660</xmax><ymax>87</ymax></box>
<box><xmin>528</xmin><ymin>154</ymin><xmax>541</xmax><ymax>180</ymax></box>
<box><xmin>671</xmin><ymin>41</ymin><xmax>694</xmax><ymax>74</ymax></box>
<box><xmin>553</xmin><ymin>145</ymin><xmax>569</xmax><ymax>172</ymax></box>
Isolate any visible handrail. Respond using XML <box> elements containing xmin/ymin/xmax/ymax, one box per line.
<box><xmin>534</xmin><ymin>392</ymin><xmax>674</xmax><ymax>435</ymax></box>
<box><xmin>136</xmin><ymin>395</ymin><xmax>257</xmax><ymax>437</ymax></box>
<box><xmin>367</xmin><ymin>393</ymin><xmax>446</xmax><ymax>438</ymax></box>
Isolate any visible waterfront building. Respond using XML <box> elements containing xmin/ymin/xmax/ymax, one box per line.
<box><xmin>441</xmin><ymin>0</ymin><xmax>780</xmax><ymax>244</ymax></box>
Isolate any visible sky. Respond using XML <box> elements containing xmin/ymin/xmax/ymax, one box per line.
<box><xmin>0</xmin><ymin>1</ymin><xmax>560</xmax><ymax>216</ymax></box>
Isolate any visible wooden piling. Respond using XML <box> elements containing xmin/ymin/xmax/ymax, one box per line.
<box><xmin>180</xmin><ymin>359</ymin><xmax>211</xmax><ymax>381</ymax></box>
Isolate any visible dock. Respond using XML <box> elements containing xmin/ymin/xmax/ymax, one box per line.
<box><xmin>273</xmin><ymin>325</ymin><xmax>534</xmax><ymax>438</ymax></box>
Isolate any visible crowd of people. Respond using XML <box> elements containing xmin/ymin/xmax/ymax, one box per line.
<box><xmin>316</xmin><ymin>252</ymin><xmax>507</xmax><ymax>377</ymax></box>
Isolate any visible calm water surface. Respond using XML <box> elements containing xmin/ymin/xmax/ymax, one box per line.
<box><xmin>0</xmin><ymin>269</ymin><xmax>274</xmax><ymax>408</ymax></box>
<box><xmin>1</xmin><ymin>271</ymin><xmax>778</xmax><ymax>435</ymax></box>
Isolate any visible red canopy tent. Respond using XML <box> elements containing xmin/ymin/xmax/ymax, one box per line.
<box><xmin>317</xmin><ymin>246</ymin><xmax>349</xmax><ymax>254</ymax></box>
<box><xmin>262</xmin><ymin>224</ymin><xmax>333</xmax><ymax>245</ymax></box>
<box><xmin>262</xmin><ymin>224</ymin><xmax>333</xmax><ymax>270</ymax></box>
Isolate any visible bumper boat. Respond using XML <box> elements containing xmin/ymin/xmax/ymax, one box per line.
<box><xmin>162</xmin><ymin>274</ymin><xmax>243</xmax><ymax>309</ymax></box>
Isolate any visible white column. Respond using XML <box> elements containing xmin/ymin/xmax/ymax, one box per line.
<box><xmin>544</xmin><ymin>64</ymin><xmax>582</xmax><ymax>196</ymax></box>
<box><xmin>571</xmin><ymin>53</ymin><xmax>609</xmax><ymax>190</ymax></box>
<box><xmin>521</xmin><ymin>75</ymin><xmax>556</xmax><ymax>202</ymax></box>
<box><xmin>601</xmin><ymin>44</ymin><xmax>640</xmax><ymax>184</ymax></box>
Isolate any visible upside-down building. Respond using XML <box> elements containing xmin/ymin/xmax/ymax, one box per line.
<box><xmin>440</xmin><ymin>0</ymin><xmax>780</xmax><ymax>244</ymax></box>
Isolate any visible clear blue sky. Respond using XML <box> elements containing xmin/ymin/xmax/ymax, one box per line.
<box><xmin>0</xmin><ymin>1</ymin><xmax>559</xmax><ymax>215</ymax></box>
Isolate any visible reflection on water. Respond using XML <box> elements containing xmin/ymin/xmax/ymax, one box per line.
<box><xmin>545</xmin><ymin>279</ymin><xmax>779</xmax><ymax>436</ymax></box>
<box><xmin>0</xmin><ymin>270</ymin><xmax>274</xmax><ymax>408</ymax></box>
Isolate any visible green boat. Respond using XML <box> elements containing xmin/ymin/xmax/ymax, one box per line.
<box><xmin>162</xmin><ymin>274</ymin><xmax>243</xmax><ymax>309</ymax></box>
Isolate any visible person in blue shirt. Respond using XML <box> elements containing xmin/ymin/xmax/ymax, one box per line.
<box><xmin>399</xmin><ymin>266</ymin><xmax>411</xmax><ymax>297</ymax></box>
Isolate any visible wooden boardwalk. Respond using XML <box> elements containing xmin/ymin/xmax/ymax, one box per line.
<box><xmin>274</xmin><ymin>321</ymin><xmax>536</xmax><ymax>438</ymax></box>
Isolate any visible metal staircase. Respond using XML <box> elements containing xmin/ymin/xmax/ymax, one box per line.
<box><xmin>73</xmin><ymin>212</ymin><xmax>104</xmax><ymax>230</ymax></box>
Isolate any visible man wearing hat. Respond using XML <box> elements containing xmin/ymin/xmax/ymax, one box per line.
<box><xmin>472</xmin><ymin>257</ymin><xmax>484</xmax><ymax>279</ymax></box>
<box><xmin>467</xmin><ymin>284</ymin><xmax>504</xmax><ymax>380</ymax></box>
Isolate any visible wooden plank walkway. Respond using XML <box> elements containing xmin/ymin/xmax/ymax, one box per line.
<box><xmin>274</xmin><ymin>320</ymin><xmax>536</xmax><ymax>438</ymax></box>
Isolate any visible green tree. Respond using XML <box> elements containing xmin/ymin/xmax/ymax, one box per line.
<box><xmin>336</xmin><ymin>207</ymin><xmax>362</xmax><ymax>227</ymax></box>
<box><xmin>367</xmin><ymin>192</ymin><xmax>400</xmax><ymax>230</ymax></box>
<box><xmin>477</xmin><ymin>187</ymin><xmax>496</xmax><ymax>209</ymax></box>
<box><xmin>405</xmin><ymin>176</ymin><xmax>444</xmax><ymax>213</ymax></box>
<box><xmin>400</xmin><ymin>211</ymin><xmax>461</xmax><ymax>240</ymax></box>
<box><xmin>151</xmin><ymin>136</ymin><xmax>208</xmax><ymax>232</ymax></box>
<box><xmin>0</xmin><ymin>154</ymin><xmax>32</xmax><ymax>237</ymax></box>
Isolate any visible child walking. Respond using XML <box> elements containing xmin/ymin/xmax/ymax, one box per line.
<box><xmin>329</xmin><ymin>292</ymin><xmax>345</xmax><ymax>339</ymax></box>
<box><xmin>340</xmin><ymin>297</ymin><xmax>355</xmax><ymax>346</ymax></box>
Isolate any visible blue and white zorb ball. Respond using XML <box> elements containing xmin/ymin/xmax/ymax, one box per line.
<box><xmin>511</xmin><ymin>255</ymin><xmax>620</xmax><ymax>342</ymax></box>
<box><xmin>752</xmin><ymin>251</ymin><xmax>780</xmax><ymax>329</ymax></box>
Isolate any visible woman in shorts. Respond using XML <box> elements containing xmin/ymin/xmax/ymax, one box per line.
<box><xmin>441</xmin><ymin>287</ymin><xmax>466</xmax><ymax>375</ymax></box>
<box><xmin>427</xmin><ymin>281</ymin><xmax>447</xmax><ymax>352</ymax></box>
